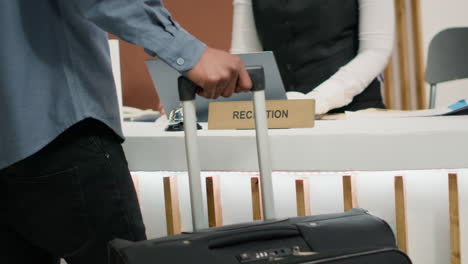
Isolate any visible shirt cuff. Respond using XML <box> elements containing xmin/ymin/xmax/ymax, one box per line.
<box><xmin>144</xmin><ymin>27</ymin><xmax>206</xmax><ymax>74</ymax></box>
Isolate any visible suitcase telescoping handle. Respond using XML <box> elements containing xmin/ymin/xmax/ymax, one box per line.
<box><xmin>178</xmin><ymin>66</ymin><xmax>276</xmax><ymax>231</ymax></box>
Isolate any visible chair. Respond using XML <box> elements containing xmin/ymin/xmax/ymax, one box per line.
<box><xmin>426</xmin><ymin>27</ymin><xmax>468</xmax><ymax>108</ymax></box>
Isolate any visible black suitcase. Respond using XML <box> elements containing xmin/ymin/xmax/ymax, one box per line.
<box><xmin>109</xmin><ymin>67</ymin><xmax>411</xmax><ymax>264</ymax></box>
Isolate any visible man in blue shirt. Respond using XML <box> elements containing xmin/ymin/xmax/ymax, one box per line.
<box><xmin>0</xmin><ymin>1</ymin><xmax>251</xmax><ymax>263</ymax></box>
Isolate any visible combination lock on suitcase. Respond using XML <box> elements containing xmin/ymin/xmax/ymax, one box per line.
<box><xmin>109</xmin><ymin>66</ymin><xmax>412</xmax><ymax>264</ymax></box>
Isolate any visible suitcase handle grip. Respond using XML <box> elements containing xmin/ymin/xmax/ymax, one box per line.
<box><xmin>208</xmin><ymin>228</ymin><xmax>300</xmax><ymax>249</ymax></box>
<box><xmin>178</xmin><ymin>66</ymin><xmax>265</xmax><ymax>101</ymax></box>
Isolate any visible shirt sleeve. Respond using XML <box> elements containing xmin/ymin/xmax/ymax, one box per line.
<box><xmin>230</xmin><ymin>0</ymin><xmax>263</xmax><ymax>54</ymax></box>
<box><xmin>300</xmin><ymin>0</ymin><xmax>396</xmax><ymax>114</ymax></box>
<box><xmin>73</xmin><ymin>0</ymin><xmax>206</xmax><ymax>73</ymax></box>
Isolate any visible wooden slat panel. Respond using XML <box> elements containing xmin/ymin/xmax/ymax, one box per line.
<box><xmin>163</xmin><ymin>176</ymin><xmax>182</xmax><ymax>235</ymax></box>
<box><xmin>342</xmin><ymin>175</ymin><xmax>358</xmax><ymax>211</ymax></box>
<box><xmin>410</xmin><ymin>0</ymin><xmax>427</xmax><ymax>109</ymax></box>
<box><xmin>394</xmin><ymin>176</ymin><xmax>408</xmax><ymax>253</ymax></box>
<box><xmin>395</xmin><ymin>0</ymin><xmax>412</xmax><ymax>110</ymax></box>
<box><xmin>449</xmin><ymin>173</ymin><xmax>461</xmax><ymax>264</ymax></box>
<box><xmin>295</xmin><ymin>179</ymin><xmax>311</xmax><ymax>216</ymax></box>
<box><xmin>251</xmin><ymin>177</ymin><xmax>264</xmax><ymax>220</ymax></box>
<box><xmin>383</xmin><ymin>61</ymin><xmax>395</xmax><ymax>109</ymax></box>
<box><xmin>206</xmin><ymin>176</ymin><xmax>223</xmax><ymax>227</ymax></box>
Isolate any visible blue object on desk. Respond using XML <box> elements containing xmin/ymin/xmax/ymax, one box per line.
<box><xmin>447</xmin><ymin>99</ymin><xmax>468</xmax><ymax>115</ymax></box>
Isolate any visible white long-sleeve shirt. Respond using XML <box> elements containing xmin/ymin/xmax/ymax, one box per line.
<box><xmin>231</xmin><ymin>0</ymin><xmax>395</xmax><ymax>114</ymax></box>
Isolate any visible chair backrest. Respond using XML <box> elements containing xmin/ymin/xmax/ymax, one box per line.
<box><xmin>426</xmin><ymin>27</ymin><xmax>468</xmax><ymax>85</ymax></box>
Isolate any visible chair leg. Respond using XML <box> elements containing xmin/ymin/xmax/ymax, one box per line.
<box><xmin>429</xmin><ymin>84</ymin><xmax>437</xmax><ymax>109</ymax></box>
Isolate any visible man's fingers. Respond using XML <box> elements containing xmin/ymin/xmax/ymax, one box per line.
<box><xmin>237</xmin><ymin>66</ymin><xmax>253</xmax><ymax>93</ymax></box>
<box><xmin>204</xmin><ymin>80</ymin><xmax>217</xmax><ymax>99</ymax></box>
<box><xmin>197</xmin><ymin>85</ymin><xmax>214</xmax><ymax>99</ymax></box>
<box><xmin>196</xmin><ymin>87</ymin><xmax>204</xmax><ymax>97</ymax></box>
<box><xmin>222</xmin><ymin>70</ymin><xmax>238</xmax><ymax>98</ymax></box>
<box><xmin>214</xmin><ymin>78</ymin><xmax>228</xmax><ymax>99</ymax></box>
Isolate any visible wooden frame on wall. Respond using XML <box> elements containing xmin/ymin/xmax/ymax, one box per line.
<box><xmin>410</xmin><ymin>0</ymin><xmax>427</xmax><ymax>109</ymax></box>
<box><xmin>384</xmin><ymin>0</ymin><xmax>427</xmax><ymax>110</ymax></box>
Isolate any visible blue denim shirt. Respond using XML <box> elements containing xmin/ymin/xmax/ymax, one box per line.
<box><xmin>0</xmin><ymin>0</ymin><xmax>206</xmax><ymax>169</ymax></box>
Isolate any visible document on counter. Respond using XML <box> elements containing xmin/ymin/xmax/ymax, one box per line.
<box><xmin>344</xmin><ymin>99</ymin><xmax>468</xmax><ymax>119</ymax></box>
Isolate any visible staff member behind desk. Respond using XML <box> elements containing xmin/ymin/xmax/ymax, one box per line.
<box><xmin>0</xmin><ymin>1</ymin><xmax>252</xmax><ymax>264</ymax></box>
<box><xmin>231</xmin><ymin>0</ymin><xmax>395</xmax><ymax>114</ymax></box>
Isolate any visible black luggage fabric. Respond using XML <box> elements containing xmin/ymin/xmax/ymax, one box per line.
<box><xmin>108</xmin><ymin>209</ymin><xmax>411</xmax><ymax>264</ymax></box>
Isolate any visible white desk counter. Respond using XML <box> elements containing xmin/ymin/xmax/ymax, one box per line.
<box><xmin>122</xmin><ymin>116</ymin><xmax>468</xmax><ymax>172</ymax></box>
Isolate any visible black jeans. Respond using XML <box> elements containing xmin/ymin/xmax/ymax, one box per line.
<box><xmin>0</xmin><ymin>119</ymin><xmax>146</xmax><ymax>264</ymax></box>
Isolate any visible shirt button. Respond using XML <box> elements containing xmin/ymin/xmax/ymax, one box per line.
<box><xmin>176</xmin><ymin>57</ymin><xmax>185</xmax><ymax>65</ymax></box>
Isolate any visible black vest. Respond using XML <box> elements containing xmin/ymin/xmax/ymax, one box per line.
<box><xmin>252</xmin><ymin>0</ymin><xmax>384</xmax><ymax>112</ymax></box>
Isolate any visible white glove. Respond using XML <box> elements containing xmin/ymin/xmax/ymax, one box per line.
<box><xmin>286</xmin><ymin>91</ymin><xmax>330</xmax><ymax>115</ymax></box>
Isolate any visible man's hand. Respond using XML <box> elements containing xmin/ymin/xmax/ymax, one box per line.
<box><xmin>186</xmin><ymin>47</ymin><xmax>252</xmax><ymax>99</ymax></box>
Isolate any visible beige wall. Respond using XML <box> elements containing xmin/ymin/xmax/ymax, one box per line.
<box><xmin>112</xmin><ymin>0</ymin><xmax>234</xmax><ymax>110</ymax></box>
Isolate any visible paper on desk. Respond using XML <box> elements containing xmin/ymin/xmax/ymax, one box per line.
<box><xmin>345</xmin><ymin>99</ymin><xmax>468</xmax><ymax>119</ymax></box>
<box><xmin>123</xmin><ymin>106</ymin><xmax>161</xmax><ymax>122</ymax></box>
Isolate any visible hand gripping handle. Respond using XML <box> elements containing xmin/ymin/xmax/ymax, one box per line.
<box><xmin>178</xmin><ymin>66</ymin><xmax>265</xmax><ymax>101</ymax></box>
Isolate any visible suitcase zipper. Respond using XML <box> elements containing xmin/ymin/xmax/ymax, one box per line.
<box><xmin>189</xmin><ymin>209</ymin><xmax>367</xmax><ymax>235</ymax></box>
<box><xmin>294</xmin><ymin>248</ymin><xmax>410</xmax><ymax>264</ymax></box>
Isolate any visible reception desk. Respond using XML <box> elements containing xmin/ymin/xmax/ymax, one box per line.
<box><xmin>122</xmin><ymin>116</ymin><xmax>468</xmax><ymax>264</ymax></box>
<box><xmin>122</xmin><ymin>115</ymin><xmax>468</xmax><ymax>172</ymax></box>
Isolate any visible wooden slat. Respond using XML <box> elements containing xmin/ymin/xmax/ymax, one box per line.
<box><xmin>410</xmin><ymin>0</ymin><xmax>427</xmax><ymax>109</ymax></box>
<box><xmin>394</xmin><ymin>176</ymin><xmax>409</xmax><ymax>253</ymax></box>
<box><xmin>163</xmin><ymin>176</ymin><xmax>182</xmax><ymax>235</ymax></box>
<box><xmin>206</xmin><ymin>176</ymin><xmax>223</xmax><ymax>227</ymax></box>
<box><xmin>383</xmin><ymin>61</ymin><xmax>395</xmax><ymax>109</ymax></box>
<box><xmin>449</xmin><ymin>173</ymin><xmax>461</xmax><ymax>264</ymax></box>
<box><xmin>395</xmin><ymin>0</ymin><xmax>412</xmax><ymax>110</ymax></box>
<box><xmin>295</xmin><ymin>179</ymin><xmax>311</xmax><ymax>216</ymax></box>
<box><xmin>251</xmin><ymin>177</ymin><xmax>264</xmax><ymax>220</ymax></box>
<box><xmin>342</xmin><ymin>175</ymin><xmax>358</xmax><ymax>211</ymax></box>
